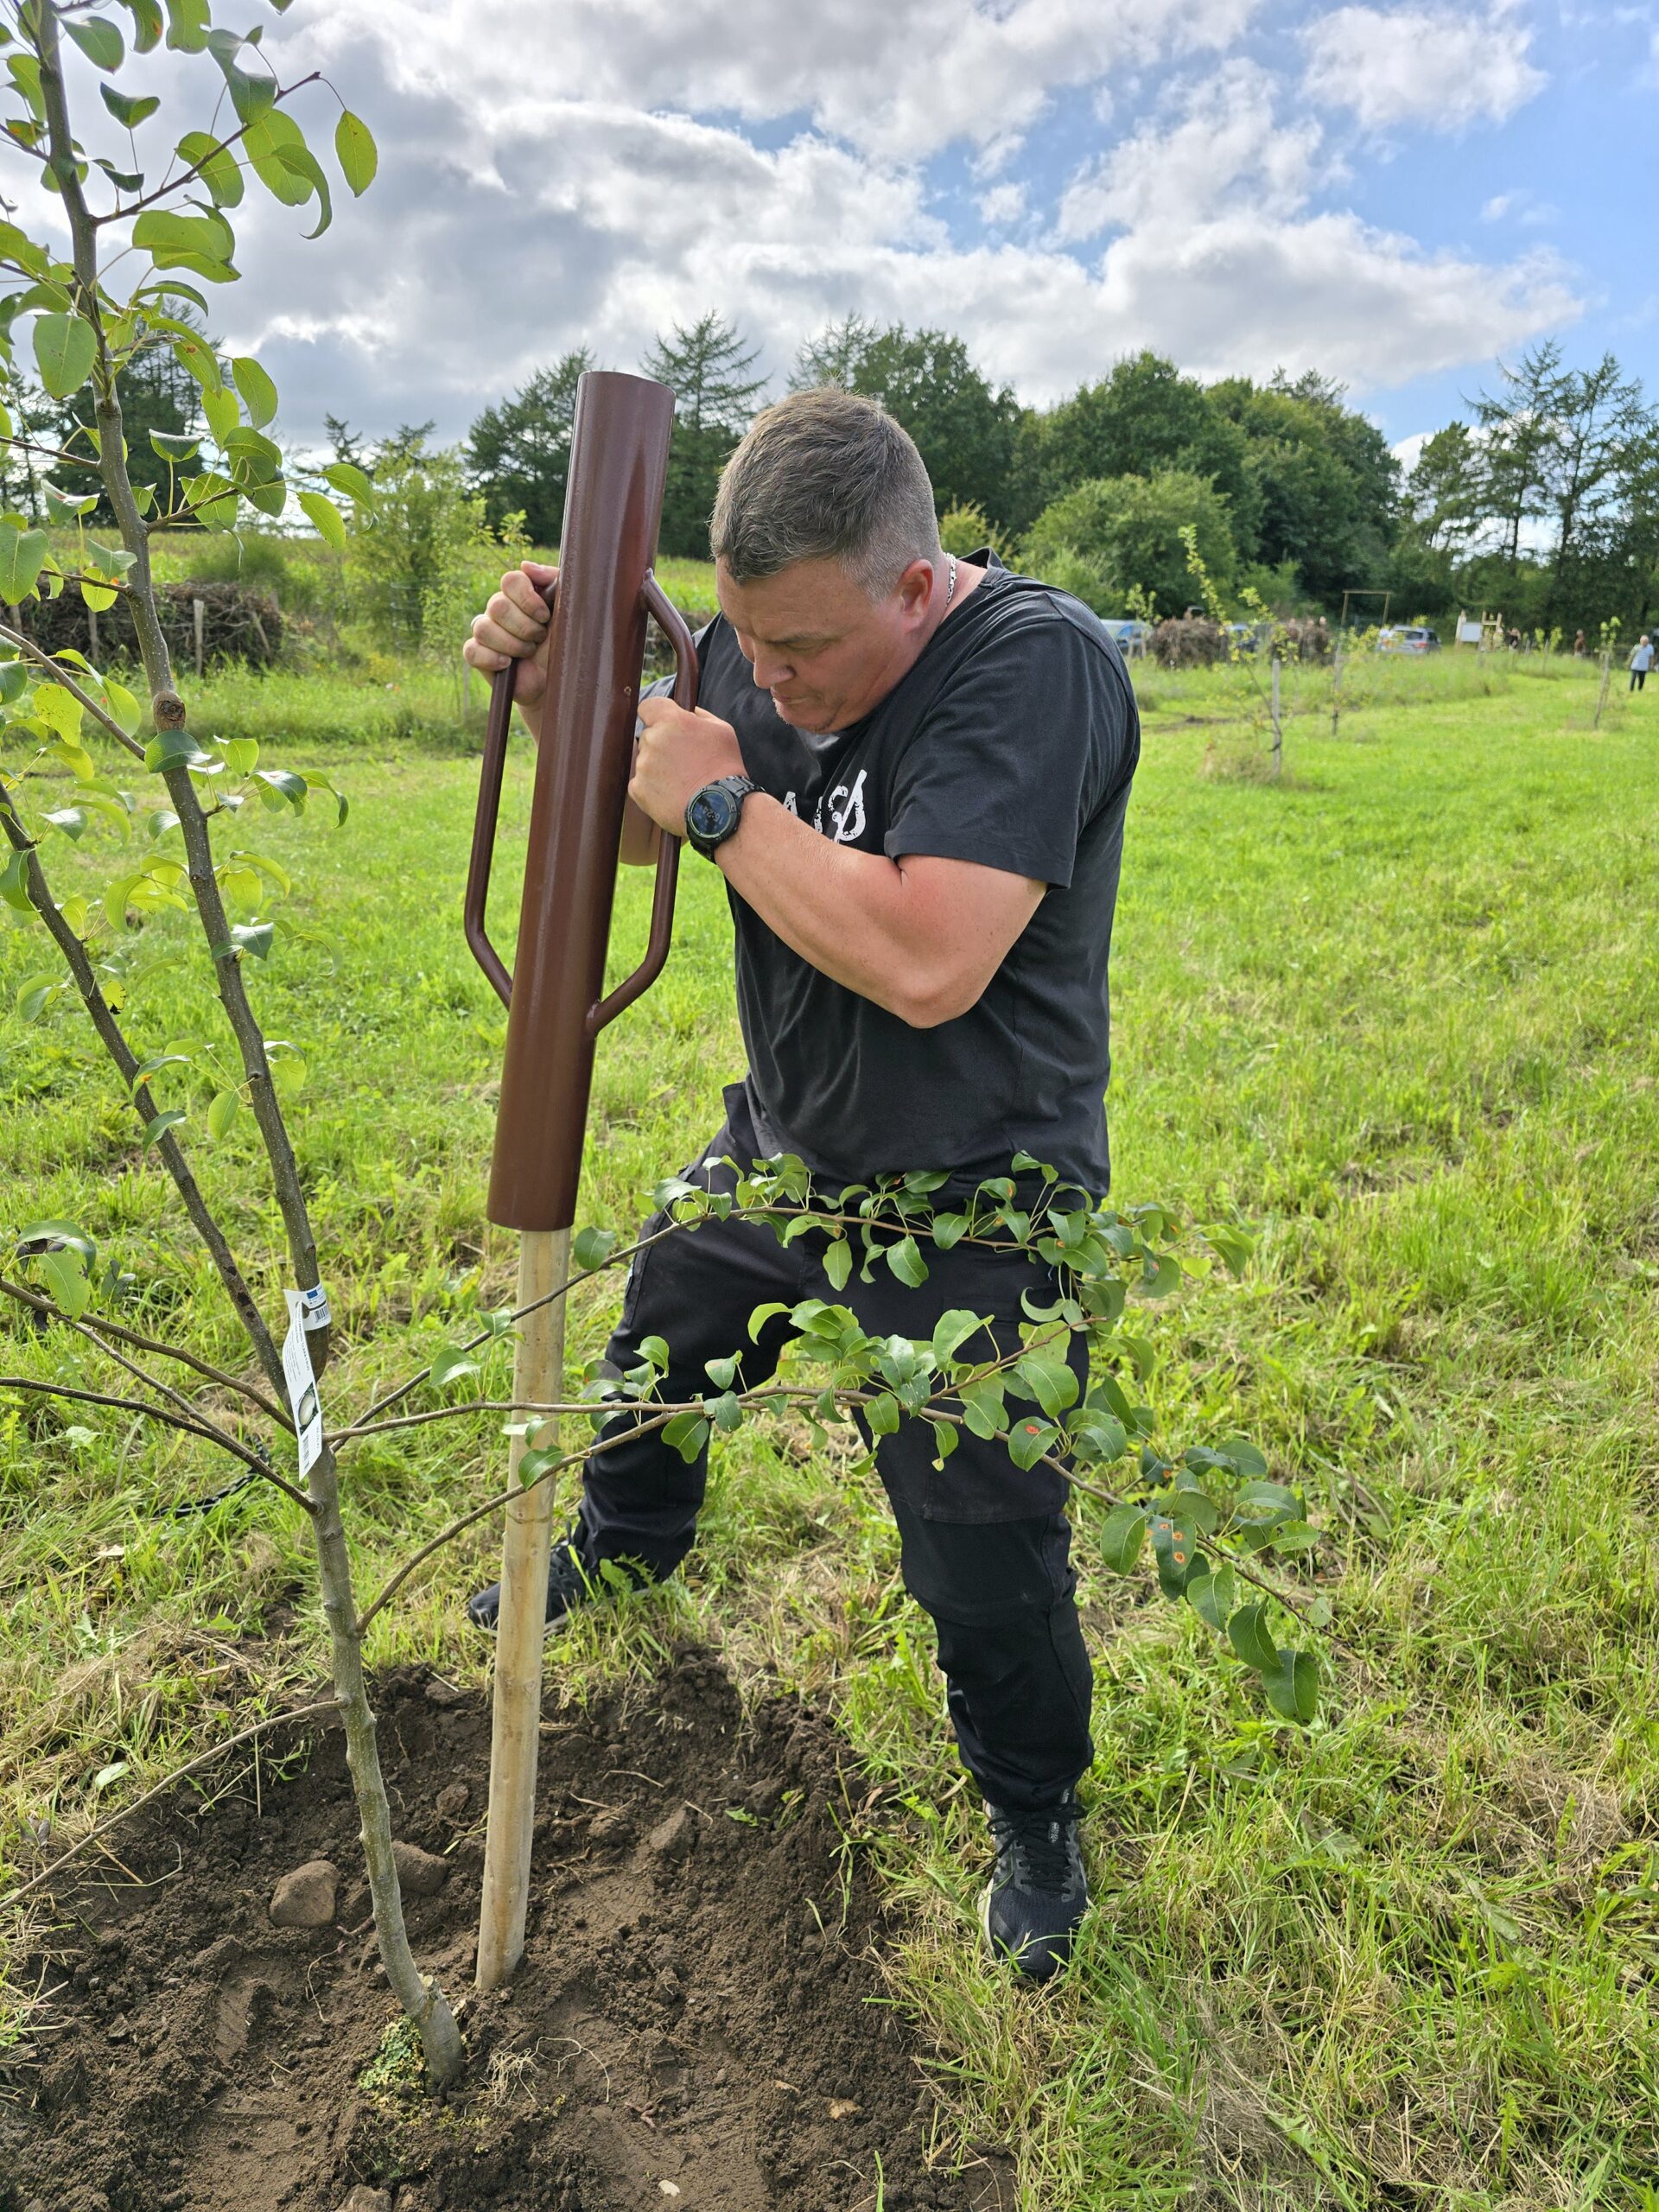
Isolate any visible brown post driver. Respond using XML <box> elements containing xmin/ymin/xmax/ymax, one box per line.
<box><xmin>465</xmin><ymin>369</ymin><xmax>697</xmax><ymax>1987</ymax></box>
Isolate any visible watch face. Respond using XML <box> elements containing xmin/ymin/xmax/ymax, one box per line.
<box><xmin>689</xmin><ymin>784</ymin><xmax>738</xmax><ymax>845</ymax></box>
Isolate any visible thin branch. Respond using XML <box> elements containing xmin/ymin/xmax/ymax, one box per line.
<box><xmin>0</xmin><ymin>1372</ymin><xmax>308</xmax><ymax>1510</ymax></box>
<box><xmin>0</xmin><ymin>1274</ymin><xmax>288</xmax><ymax>1422</ymax></box>
<box><xmin>0</xmin><ymin>1696</ymin><xmax>337</xmax><ymax>1909</ymax></box>
<box><xmin>0</xmin><ymin>432</ymin><xmax>103</xmax><ymax>469</ymax></box>
<box><xmin>0</xmin><ymin>799</ymin><xmax>286</xmax><ymax>1394</ymax></box>
<box><xmin>99</xmin><ymin>73</ymin><xmax>323</xmax><ymax>225</ymax></box>
<box><xmin>0</xmin><ymin>618</ymin><xmax>143</xmax><ymax>760</ymax></box>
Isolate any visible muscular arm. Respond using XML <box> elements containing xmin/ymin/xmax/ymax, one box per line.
<box><xmin>626</xmin><ymin>697</ymin><xmax>1042</xmax><ymax>1028</ymax></box>
<box><xmin>718</xmin><ymin>797</ymin><xmax>1042</xmax><ymax>1028</ymax></box>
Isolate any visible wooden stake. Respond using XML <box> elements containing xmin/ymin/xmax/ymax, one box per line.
<box><xmin>1330</xmin><ymin>644</ymin><xmax>1342</xmax><ymax>739</ymax></box>
<box><xmin>1593</xmin><ymin>649</ymin><xmax>1611</xmax><ymax>730</ymax></box>
<box><xmin>476</xmin><ymin>1224</ymin><xmax>569</xmax><ymax>1991</ymax></box>
<box><xmin>192</xmin><ymin>594</ymin><xmax>205</xmax><ymax>681</ymax></box>
<box><xmin>1270</xmin><ymin>652</ymin><xmax>1283</xmax><ymax>778</ymax></box>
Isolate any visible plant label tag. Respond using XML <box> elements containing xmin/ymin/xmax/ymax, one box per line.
<box><xmin>283</xmin><ymin>1287</ymin><xmax>323</xmax><ymax>1480</ymax></box>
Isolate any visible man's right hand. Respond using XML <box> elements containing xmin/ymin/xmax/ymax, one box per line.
<box><xmin>464</xmin><ymin>560</ymin><xmax>557</xmax><ymax>732</ymax></box>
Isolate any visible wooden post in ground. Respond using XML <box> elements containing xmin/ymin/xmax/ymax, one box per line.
<box><xmin>475</xmin><ymin>1224</ymin><xmax>569</xmax><ymax>1991</ymax></box>
<box><xmin>1270</xmin><ymin>652</ymin><xmax>1283</xmax><ymax>777</ymax></box>
<box><xmin>192</xmin><ymin>594</ymin><xmax>205</xmax><ymax>681</ymax></box>
<box><xmin>1593</xmin><ymin>650</ymin><xmax>1611</xmax><ymax>729</ymax></box>
<box><xmin>1330</xmin><ymin>643</ymin><xmax>1342</xmax><ymax>739</ymax></box>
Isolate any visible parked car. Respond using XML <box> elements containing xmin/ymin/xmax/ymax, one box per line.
<box><xmin>1376</xmin><ymin>625</ymin><xmax>1441</xmax><ymax>654</ymax></box>
<box><xmin>1224</xmin><ymin>620</ymin><xmax>1265</xmax><ymax>655</ymax></box>
<box><xmin>1101</xmin><ymin>619</ymin><xmax>1150</xmax><ymax>653</ymax></box>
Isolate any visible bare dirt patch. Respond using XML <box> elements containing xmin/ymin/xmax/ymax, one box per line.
<box><xmin>3</xmin><ymin>1653</ymin><xmax>1007</xmax><ymax>2212</ymax></box>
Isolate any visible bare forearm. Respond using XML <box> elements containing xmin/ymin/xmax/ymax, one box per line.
<box><xmin>714</xmin><ymin>798</ymin><xmax>963</xmax><ymax>1026</ymax></box>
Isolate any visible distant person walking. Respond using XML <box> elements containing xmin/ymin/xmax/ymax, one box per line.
<box><xmin>1573</xmin><ymin>630</ymin><xmax>1586</xmax><ymax>658</ymax></box>
<box><xmin>1631</xmin><ymin>636</ymin><xmax>1654</xmax><ymax>692</ymax></box>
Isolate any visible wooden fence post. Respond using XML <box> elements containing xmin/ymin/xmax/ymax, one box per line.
<box><xmin>1270</xmin><ymin>652</ymin><xmax>1283</xmax><ymax>778</ymax></box>
<box><xmin>1330</xmin><ymin>644</ymin><xmax>1342</xmax><ymax>739</ymax></box>
<box><xmin>1594</xmin><ymin>650</ymin><xmax>1611</xmax><ymax>730</ymax></box>
<box><xmin>192</xmin><ymin>595</ymin><xmax>205</xmax><ymax>682</ymax></box>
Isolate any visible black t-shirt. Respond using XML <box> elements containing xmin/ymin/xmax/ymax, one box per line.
<box><xmin>666</xmin><ymin>553</ymin><xmax>1139</xmax><ymax>1196</ymax></box>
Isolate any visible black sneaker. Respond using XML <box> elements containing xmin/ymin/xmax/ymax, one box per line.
<box><xmin>980</xmin><ymin>1796</ymin><xmax>1088</xmax><ymax>1980</ymax></box>
<box><xmin>465</xmin><ymin>1535</ymin><xmax>649</xmax><ymax>1634</ymax></box>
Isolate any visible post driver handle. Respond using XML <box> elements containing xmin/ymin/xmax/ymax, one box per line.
<box><xmin>584</xmin><ymin>571</ymin><xmax>698</xmax><ymax>1038</ymax></box>
<box><xmin>463</xmin><ymin>573</ymin><xmax>558</xmax><ymax>1009</ymax></box>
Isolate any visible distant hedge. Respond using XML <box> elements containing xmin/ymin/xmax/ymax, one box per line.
<box><xmin>5</xmin><ymin>580</ymin><xmax>284</xmax><ymax>671</ymax></box>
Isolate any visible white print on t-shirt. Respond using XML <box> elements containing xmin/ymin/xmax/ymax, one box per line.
<box><xmin>781</xmin><ymin>791</ymin><xmax>798</xmax><ymax>815</ymax></box>
<box><xmin>821</xmin><ymin>771</ymin><xmax>867</xmax><ymax>843</ymax></box>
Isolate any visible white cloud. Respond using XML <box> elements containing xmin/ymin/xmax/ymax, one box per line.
<box><xmin>1302</xmin><ymin>3</ymin><xmax>1546</xmax><ymax>130</ymax></box>
<box><xmin>14</xmin><ymin>1</ymin><xmax>1580</xmax><ymax>448</ymax></box>
<box><xmin>980</xmin><ymin>181</ymin><xmax>1029</xmax><ymax>228</ymax></box>
<box><xmin>296</xmin><ymin>0</ymin><xmax>1256</xmax><ymax>166</ymax></box>
<box><xmin>1482</xmin><ymin>193</ymin><xmax>1514</xmax><ymax>219</ymax></box>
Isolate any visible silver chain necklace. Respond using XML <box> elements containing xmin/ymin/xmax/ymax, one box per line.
<box><xmin>944</xmin><ymin>553</ymin><xmax>957</xmax><ymax>611</ymax></box>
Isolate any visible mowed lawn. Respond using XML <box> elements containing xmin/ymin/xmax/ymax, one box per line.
<box><xmin>4</xmin><ymin>645</ymin><xmax>1659</xmax><ymax>2209</ymax></box>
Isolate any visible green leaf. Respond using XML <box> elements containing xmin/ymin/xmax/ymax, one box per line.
<box><xmin>175</xmin><ymin>128</ymin><xmax>244</xmax><ymax>207</ymax></box>
<box><xmin>1268</xmin><ymin>1519</ymin><xmax>1320</xmax><ymax>1556</ymax></box>
<box><xmin>132</xmin><ymin>208</ymin><xmax>233</xmax><ymax>267</ymax></box>
<box><xmin>931</xmin><ymin>1307</ymin><xmax>987</xmax><ymax>1365</ymax></box>
<box><xmin>1149</xmin><ymin>1510</ymin><xmax>1205</xmax><ymax>1599</ymax></box>
<box><xmin>105</xmin><ymin>678</ymin><xmax>142</xmax><ymax>735</ymax></box>
<box><xmin>230</xmin><ymin>354</ymin><xmax>277</xmax><ymax>428</ymax></box>
<box><xmin>220</xmin><ymin>736</ymin><xmax>258</xmax><ymax>775</ymax></box>
<box><xmin>296</xmin><ymin>486</ymin><xmax>346</xmax><ymax>549</ymax></box>
<box><xmin>706</xmin><ymin>1389</ymin><xmax>742</xmax><ymax>1433</ymax></box>
<box><xmin>16</xmin><ymin>974</ymin><xmax>63</xmax><ymax>1023</ymax></box>
<box><xmin>142</xmin><ymin>1106</ymin><xmax>187</xmax><ymax>1150</ymax></box>
<box><xmin>429</xmin><ymin>1345</ymin><xmax>480</xmax><ymax>1391</ymax></box>
<box><xmin>572</xmin><ymin>1224</ymin><xmax>617</xmax><ymax>1272</ymax></box>
<box><xmin>1261</xmin><ymin>1649</ymin><xmax>1319</xmax><ymax>1725</ymax></box>
<box><xmin>1014</xmin><ymin>1351</ymin><xmax>1079</xmax><ymax>1421</ymax></box>
<box><xmin>117</xmin><ymin>0</ymin><xmax>165</xmax><ymax>53</ymax></box>
<box><xmin>0</xmin><ymin>522</ymin><xmax>49</xmax><ymax>601</ymax></box>
<box><xmin>128</xmin><ymin>1049</ymin><xmax>190</xmax><ymax>1092</ymax></box>
<box><xmin>334</xmin><ymin>108</ymin><xmax>378</xmax><ymax>194</ymax></box>
<box><xmin>0</xmin><ymin>661</ymin><xmax>24</xmax><ymax>708</ymax></box>
<box><xmin>206</xmin><ymin>1086</ymin><xmax>239</xmax><ymax>1139</ymax></box>
<box><xmin>32</xmin><ymin>312</ymin><xmax>95</xmax><ymax>399</ymax></box>
<box><xmin>704</xmin><ymin>1352</ymin><xmax>739</xmax><ymax>1389</ymax></box>
<box><xmin>165</xmin><ymin>0</ymin><xmax>211</xmax><ymax>50</ymax></box>
<box><xmin>1098</xmin><ymin>1502</ymin><xmax>1147</xmax><ymax>1574</ymax></box>
<box><xmin>321</xmin><ymin>458</ymin><xmax>373</xmax><ymax>506</ymax></box>
<box><xmin>865</xmin><ymin>1392</ymin><xmax>901</xmax><ymax>1439</ymax></box>
<box><xmin>41</xmin><ymin>1244</ymin><xmax>91</xmax><ymax>1319</ymax></box>
<box><xmin>254</xmin><ymin>767</ymin><xmax>307</xmax><ymax>810</ymax></box>
<box><xmin>1007</xmin><ymin>1416</ymin><xmax>1058</xmax><ymax>1470</ymax></box>
<box><xmin>1227</xmin><ymin>1601</ymin><xmax>1279</xmax><ymax>1673</ymax></box>
<box><xmin>886</xmin><ymin>1234</ymin><xmax>927</xmax><ymax>1288</ymax></box>
<box><xmin>144</xmin><ymin>728</ymin><xmax>213</xmax><ymax>773</ymax></box>
<box><xmin>662</xmin><ymin>1411</ymin><xmax>710</xmax><ymax>1464</ymax></box>
<box><xmin>16</xmin><ymin>1217</ymin><xmax>97</xmax><ymax>1262</ymax></box>
<box><xmin>64</xmin><ymin>15</ymin><xmax>124</xmax><ymax>69</ymax></box>
<box><xmin>0</xmin><ymin>845</ymin><xmax>30</xmax><ymax>912</ymax></box>
<box><xmin>1186</xmin><ymin>1560</ymin><xmax>1237</xmax><ymax>1632</ymax></box>
<box><xmin>200</xmin><ymin>385</ymin><xmax>239</xmax><ymax>449</ymax></box>
<box><xmin>822</xmin><ymin>1236</ymin><xmax>852</xmax><ymax>1291</ymax></box>
<box><xmin>100</xmin><ymin>84</ymin><xmax>159</xmax><ymax>130</ymax></box>
<box><xmin>149</xmin><ymin>427</ymin><xmax>200</xmax><ymax>461</ymax></box>
<box><xmin>748</xmin><ymin>1300</ymin><xmax>790</xmax><ymax>1340</ymax></box>
<box><xmin>167</xmin><ymin>327</ymin><xmax>219</xmax><ymax>390</ymax></box>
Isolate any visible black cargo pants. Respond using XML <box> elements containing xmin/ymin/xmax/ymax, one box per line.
<box><xmin>574</xmin><ymin>1095</ymin><xmax>1095</xmax><ymax>1813</ymax></box>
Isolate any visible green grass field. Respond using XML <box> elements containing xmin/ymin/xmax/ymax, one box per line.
<box><xmin>4</xmin><ymin>638</ymin><xmax>1659</xmax><ymax>2208</ymax></box>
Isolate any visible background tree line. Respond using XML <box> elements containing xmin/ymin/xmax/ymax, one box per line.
<box><xmin>463</xmin><ymin>315</ymin><xmax>1659</xmax><ymax>638</ymax></box>
<box><xmin>9</xmin><ymin>308</ymin><xmax>1655</xmax><ymax>641</ymax></box>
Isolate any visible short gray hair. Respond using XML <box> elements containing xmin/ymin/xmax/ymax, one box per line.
<box><xmin>710</xmin><ymin>387</ymin><xmax>940</xmax><ymax>598</ymax></box>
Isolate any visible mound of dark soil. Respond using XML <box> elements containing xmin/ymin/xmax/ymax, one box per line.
<box><xmin>3</xmin><ymin>1654</ymin><xmax>1009</xmax><ymax>2212</ymax></box>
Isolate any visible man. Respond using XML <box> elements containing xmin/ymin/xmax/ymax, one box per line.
<box><xmin>1631</xmin><ymin>635</ymin><xmax>1653</xmax><ymax>693</ymax></box>
<box><xmin>462</xmin><ymin>389</ymin><xmax>1139</xmax><ymax>1980</ymax></box>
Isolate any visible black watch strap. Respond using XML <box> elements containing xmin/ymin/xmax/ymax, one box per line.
<box><xmin>685</xmin><ymin>774</ymin><xmax>760</xmax><ymax>859</ymax></box>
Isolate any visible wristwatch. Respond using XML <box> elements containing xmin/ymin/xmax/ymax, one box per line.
<box><xmin>684</xmin><ymin>774</ymin><xmax>760</xmax><ymax>859</ymax></box>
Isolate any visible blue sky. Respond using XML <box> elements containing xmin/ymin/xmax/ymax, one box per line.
<box><xmin>23</xmin><ymin>0</ymin><xmax>1654</xmax><ymax>463</ymax></box>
